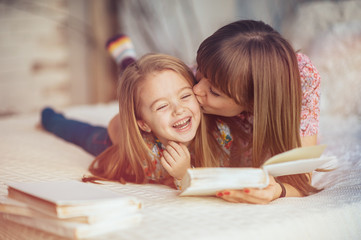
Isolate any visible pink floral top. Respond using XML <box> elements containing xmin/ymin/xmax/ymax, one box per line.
<box><xmin>297</xmin><ymin>53</ymin><xmax>321</xmax><ymax>137</ymax></box>
<box><xmin>228</xmin><ymin>53</ymin><xmax>321</xmax><ymax>166</ymax></box>
<box><xmin>142</xmin><ymin>136</ymin><xmax>169</xmax><ymax>181</ymax></box>
<box><xmin>232</xmin><ymin>53</ymin><xmax>321</xmax><ymax>137</ymax></box>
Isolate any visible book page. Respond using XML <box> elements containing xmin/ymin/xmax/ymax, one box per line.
<box><xmin>7</xmin><ymin>180</ymin><xmax>132</xmax><ymax>205</ymax></box>
<box><xmin>263</xmin><ymin>156</ymin><xmax>336</xmax><ymax>177</ymax></box>
<box><xmin>6</xmin><ymin>180</ymin><xmax>142</xmax><ymax>218</ymax></box>
<box><xmin>262</xmin><ymin>144</ymin><xmax>327</xmax><ymax>166</ymax></box>
<box><xmin>180</xmin><ymin>168</ymin><xmax>269</xmax><ymax>196</ymax></box>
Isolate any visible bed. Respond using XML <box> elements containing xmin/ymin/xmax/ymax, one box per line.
<box><xmin>0</xmin><ymin>102</ymin><xmax>360</xmax><ymax>240</ymax></box>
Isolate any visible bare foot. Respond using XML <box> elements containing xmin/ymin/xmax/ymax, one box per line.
<box><xmin>35</xmin><ymin>122</ymin><xmax>45</xmax><ymax>131</ymax></box>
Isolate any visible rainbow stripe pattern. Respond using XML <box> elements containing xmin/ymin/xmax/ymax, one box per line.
<box><xmin>106</xmin><ymin>34</ymin><xmax>136</xmax><ymax>65</ymax></box>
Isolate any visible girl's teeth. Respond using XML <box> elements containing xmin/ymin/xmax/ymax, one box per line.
<box><xmin>173</xmin><ymin>118</ymin><xmax>190</xmax><ymax>128</ymax></box>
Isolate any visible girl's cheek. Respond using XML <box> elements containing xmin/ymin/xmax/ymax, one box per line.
<box><xmin>193</xmin><ymin>102</ymin><xmax>201</xmax><ymax>113</ymax></box>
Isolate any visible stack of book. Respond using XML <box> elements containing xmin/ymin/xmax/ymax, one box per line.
<box><xmin>0</xmin><ymin>180</ymin><xmax>142</xmax><ymax>239</ymax></box>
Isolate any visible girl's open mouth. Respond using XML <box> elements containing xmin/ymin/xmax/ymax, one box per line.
<box><xmin>173</xmin><ymin>117</ymin><xmax>191</xmax><ymax>130</ymax></box>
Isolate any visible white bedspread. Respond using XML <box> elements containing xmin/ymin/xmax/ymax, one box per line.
<box><xmin>0</xmin><ymin>103</ymin><xmax>360</xmax><ymax>240</ymax></box>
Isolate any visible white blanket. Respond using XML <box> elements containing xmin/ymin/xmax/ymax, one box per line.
<box><xmin>0</xmin><ymin>103</ymin><xmax>360</xmax><ymax>240</ymax></box>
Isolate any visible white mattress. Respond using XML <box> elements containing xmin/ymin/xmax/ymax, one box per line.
<box><xmin>0</xmin><ymin>102</ymin><xmax>360</xmax><ymax>240</ymax></box>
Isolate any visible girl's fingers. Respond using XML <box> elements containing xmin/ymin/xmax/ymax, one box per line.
<box><xmin>165</xmin><ymin>144</ymin><xmax>181</xmax><ymax>158</ymax></box>
<box><xmin>167</xmin><ymin>142</ymin><xmax>190</xmax><ymax>160</ymax></box>
<box><xmin>167</xmin><ymin>141</ymin><xmax>183</xmax><ymax>157</ymax></box>
<box><xmin>179</xmin><ymin>143</ymin><xmax>190</xmax><ymax>158</ymax></box>
<box><xmin>161</xmin><ymin>155</ymin><xmax>184</xmax><ymax>179</ymax></box>
<box><xmin>160</xmin><ymin>157</ymin><xmax>172</xmax><ymax>172</ymax></box>
<box><xmin>162</xmin><ymin>151</ymin><xmax>176</xmax><ymax>166</ymax></box>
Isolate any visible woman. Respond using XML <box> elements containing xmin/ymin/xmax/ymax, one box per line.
<box><xmin>193</xmin><ymin>20</ymin><xmax>321</xmax><ymax>203</ymax></box>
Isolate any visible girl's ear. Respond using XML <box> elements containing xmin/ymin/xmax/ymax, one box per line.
<box><xmin>136</xmin><ymin>120</ymin><xmax>151</xmax><ymax>133</ymax></box>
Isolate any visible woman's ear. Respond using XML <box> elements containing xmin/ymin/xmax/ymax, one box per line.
<box><xmin>136</xmin><ymin>120</ymin><xmax>151</xmax><ymax>133</ymax></box>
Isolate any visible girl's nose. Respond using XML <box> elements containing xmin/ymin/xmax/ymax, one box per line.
<box><xmin>173</xmin><ymin>103</ymin><xmax>185</xmax><ymax>115</ymax></box>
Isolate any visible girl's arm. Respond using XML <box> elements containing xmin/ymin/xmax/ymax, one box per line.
<box><xmin>107</xmin><ymin>114</ymin><xmax>120</xmax><ymax>145</ymax></box>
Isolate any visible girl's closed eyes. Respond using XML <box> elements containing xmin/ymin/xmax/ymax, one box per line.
<box><xmin>152</xmin><ymin>88</ymin><xmax>195</xmax><ymax>112</ymax></box>
<box><xmin>156</xmin><ymin>104</ymin><xmax>168</xmax><ymax>111</ymax></box>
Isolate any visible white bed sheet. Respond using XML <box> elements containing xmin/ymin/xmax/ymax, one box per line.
<box><xmin>0</xmin><ymin>102</ymin><xmax>360</xmax><ymax>240</ymax></box>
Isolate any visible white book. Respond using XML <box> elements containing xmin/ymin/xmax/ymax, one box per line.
<box><xmin>180</xmin><ymin>145</ymin><xmax>335</xmax><ymax>196</ymax></box>
<box><xmin>1</xmin><ymin>211</ymin><xmax>142</xmax><ymax>239</ymax></box>
<box><xmin>6</xmin><ymin>180</ymin><xmax>141</xmax><ymax>219</ymax></box>
<box><xmin>0</xmin><ymin>196</ymin><xmax>139</xmax><ymax>224</ymax></box>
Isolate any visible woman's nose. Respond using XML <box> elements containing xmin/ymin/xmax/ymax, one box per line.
<box><xmin>193</xmin><ymin>79</ymin><xmax>206</xmax><ymax>97</ymax></box>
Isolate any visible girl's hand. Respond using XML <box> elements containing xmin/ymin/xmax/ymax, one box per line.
<box><xmin>216</xmin><ymin>176</ymin><xmax>283</xmax><ymax>204</ymax></box>
<box><xmin>160</xmin><ymin>141</ymin><xmax>191</xmax><ymax>180</ymax></box>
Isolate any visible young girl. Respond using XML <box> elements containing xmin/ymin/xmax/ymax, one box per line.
<box><xmin>193</xmin><ymin>20</ymin><xmax>321</xmax><ymax>203</ymax></box>
<box><xmin>42</xmin><ymin>53</ymin><xmax>226</xmax><ymax>187</ymax></box>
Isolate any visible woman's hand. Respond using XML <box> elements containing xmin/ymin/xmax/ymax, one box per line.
<box><xmin>216</xmin><ymin>176</ymin><xmax>283</xmax><ymax>204</ymax></box>
<box><xmin>160</xmin><ymin>141</ymin><xmax>191</xmax><ymax>180</ymax></box>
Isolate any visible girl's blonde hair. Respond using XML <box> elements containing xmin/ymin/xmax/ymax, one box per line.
<box><xmin>84</xmin><ymin>53</ymin><xmax>224</xmax><ymax>184</ymax></box>
<box><xmin>197</xmin><ymin>20</ymin><xmax>318</xmax><ymax>195</ymax></box>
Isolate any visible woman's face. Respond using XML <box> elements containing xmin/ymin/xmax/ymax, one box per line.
<box><xmin>192</xmin><ymin>71</ymin><xmax>244</xmax><ymax>117</ymax></box>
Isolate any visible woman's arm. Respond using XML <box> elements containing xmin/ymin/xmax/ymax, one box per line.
<box><xmin>216</xmin><ymin>175</ymin><xmax>303</xmax><ymax>204</ymax></box>
<box><xmin>301</xmin><ymin>135</ymin><xmax>317</xmax><ymax>147</ymax></box>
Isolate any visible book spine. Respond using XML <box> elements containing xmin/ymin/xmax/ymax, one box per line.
<box><xmin>56</xmin><ymin>199</ymin><xmax>140</xmax><ymax>218</ymax></box>
<box><xmin>1</xmin><ymin>213</ymin><xmax>76</xmax><ymax>239</ymax></box>
<box><xmin>74</xmin><ymin>213</ymin><xmax>142</xmax><ymax>238</ymax></box>
<box><xmin>7</xmin><ymin>188</ymin><xmax>58</xmax><ymax>218</ymax></box>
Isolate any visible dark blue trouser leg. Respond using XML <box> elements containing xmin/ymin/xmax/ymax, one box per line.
<box><xmin>41</xmin><ymin>107</ymin><xmax>112</xmax><ymax>156</ymax></box>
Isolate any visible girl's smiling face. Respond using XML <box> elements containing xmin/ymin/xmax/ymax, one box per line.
<box><xmin>136</xmin><ymin>70</ymin><xmax>201</xmax><ymax>146</ymax></box>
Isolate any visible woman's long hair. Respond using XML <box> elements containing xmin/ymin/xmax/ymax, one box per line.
<box><xmin>197</xmin><ymin>20</ymin><xmax>318</xmax><ymax>195</ymax></box>
<box><xmin>84</xmin><ymin>53</ymin><xmax>224</xmax><ymax>185</ymax></box>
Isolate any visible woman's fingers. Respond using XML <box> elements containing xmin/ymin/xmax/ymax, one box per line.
<box><xmin>217</xmin><ymin>188</ymin><xmax>274</xmax><ymax>204</ymax></box>
<box><xmin>216</xmin><ymin>176</ymin><xmax>281</xmax><ymax>204</ymax></box>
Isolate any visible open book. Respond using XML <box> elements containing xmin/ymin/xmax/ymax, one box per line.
<box><xmin>179</xmin><ymin>144</ymin><xmax>335</xmax><ymax>196</ymax></box>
